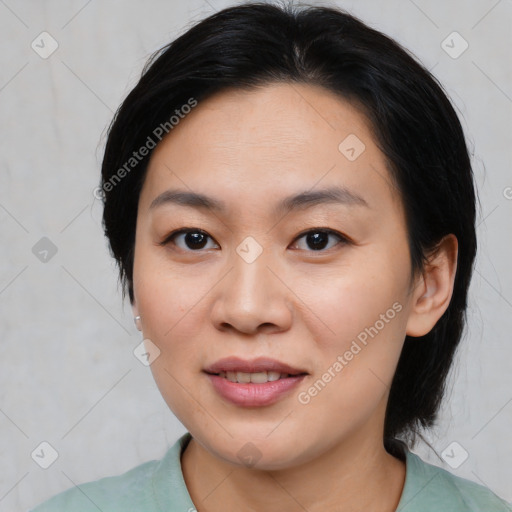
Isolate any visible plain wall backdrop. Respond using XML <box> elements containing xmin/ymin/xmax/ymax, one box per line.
<box><xmin>0</xmin><ymin>0</ymin><xmax>511</xmax><ymax>510</ymax></box>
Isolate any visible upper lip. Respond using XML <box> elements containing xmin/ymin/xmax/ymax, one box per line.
<box><xmin>204</xmin><ymin>357</ymin><xmax>308</xmax><ymax>375</ymax></box>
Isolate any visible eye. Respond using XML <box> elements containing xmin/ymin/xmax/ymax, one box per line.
<box><xmin>159</xmin><ymin>227</ymin><xmax>350</xmax><ymax>253</ymax></box>
<box><xmin>159</xmin><ymin>228</ymin><xmax>219</xmax><ymax>251</ymax></box>
<box><xmin>291</xmin><ymin>228</ymin><xmax>349</xmax><ymax>252</ymax></box>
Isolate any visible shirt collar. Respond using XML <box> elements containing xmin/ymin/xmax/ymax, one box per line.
<box><xmin>151</xmin><ymin>432</ymin><xmax>469</xmax><ymax>511</ymax></box>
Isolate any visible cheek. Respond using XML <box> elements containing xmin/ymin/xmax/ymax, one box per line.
<box><xmin>296</xmin><ymin>281</ymin><xmax>407</xmax><ymax>429</ymax></box>
<box><xmin>298</xmin><ymin>249</ymin><xmax>410</xmax><ymax>410</ymax></box>
<box><xmin>133</xmin><ymin>240</ymin><xmax>209</xmax><ymax>337</ymax></box>
<box><xmin>304</xmin><ymin>252</ymin><xmax>409</xmax><ymax>347</ymax></box>
<box><xmin>135</xmin><ymin>276</ymin><xmax>209</xmax><ymax>378</ymax></box>
<box><xmin>133</xmin><ymin>259</ymin><xmax>211</xmax><ymax>424</ymax></box>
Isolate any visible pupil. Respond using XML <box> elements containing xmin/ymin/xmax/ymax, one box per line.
<box><xmin>186</xmin><ymin>232</ymin><xmax>207</xmax><ymax>249</ymax></box>
<box><xmin>307</xmin><ymin>232</ymin><xmax>328</xmax><ymax>250</ymax></box>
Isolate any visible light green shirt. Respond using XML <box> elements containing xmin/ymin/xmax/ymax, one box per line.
<box><xmin>30</xmin><ymin>432</ymin><xmax>511</xmax><ymax>511</ymax></box>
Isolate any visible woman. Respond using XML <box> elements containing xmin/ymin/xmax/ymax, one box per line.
<box><xmin>31</xmin><ymin>2</ymin><xmax>511</xmax><ymax>511</ymax></box>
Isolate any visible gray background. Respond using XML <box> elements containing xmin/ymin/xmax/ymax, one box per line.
<box><xmin>0</xmin><ymin>0</ymin><xmax>511</xmax><ymax>510</ymax></box>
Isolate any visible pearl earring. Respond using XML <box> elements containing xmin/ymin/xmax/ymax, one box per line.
<box><xmin>134</xmin><ymin>315</ymin><xmax>142</xmax><ymax>331</ymax></box>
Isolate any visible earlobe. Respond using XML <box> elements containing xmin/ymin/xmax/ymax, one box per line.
<box><xmin>406</xmin><ymin>234</ymin><xmax>458</xmax><ymax>337</ymax></box>
<box><xmin>131</xmin><ymin>300</ymin><xmax>142</xmax><ymax>332</ymax></box>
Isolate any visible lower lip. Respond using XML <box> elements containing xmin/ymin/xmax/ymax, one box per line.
<box><xmin>206</xmin><ymin>373</ymin><xmax>307</xmax><ymax>407</ymax></box>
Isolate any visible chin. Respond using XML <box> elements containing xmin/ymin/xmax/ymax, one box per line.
<box><xmin>195</xmin><ymin>428</ymin><xmax>318</xmax><ymax>471</ymax></box>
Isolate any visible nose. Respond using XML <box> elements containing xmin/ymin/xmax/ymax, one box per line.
<box><xmin>210</xmin><ymin>246</ymin><xmax>293</xmax><ymax>335</ymax></box>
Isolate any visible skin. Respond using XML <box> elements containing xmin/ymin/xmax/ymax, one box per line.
<box><xmin>131</xmin><ymin>82</ymin><xmax>458</xmax><ymax>512</ymax></box>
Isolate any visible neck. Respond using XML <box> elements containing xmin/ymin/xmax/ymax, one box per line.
<box><xmin>181</xmin><ymin>419</ymin><xmax>406</xmax><ymax>512</ymax></box>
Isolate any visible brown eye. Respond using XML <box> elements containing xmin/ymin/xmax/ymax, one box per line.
<box><xmin>293</xmin><ymin>229</ymin><xmax>349</xmax><ymax>252</ymax></box>
<box><xmin>160</xmin><ymin>227</ymin><xmax>349</xmax><ymax>253</ymax></box>
<box><xmin>160</xmin><ymin>228</ymin><xmax>219</xmax><ymax>251</ymax></box>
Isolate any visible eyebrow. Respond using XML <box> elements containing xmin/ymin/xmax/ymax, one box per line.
<box><xmin>149</xmin><ymin>186</ymin><xmax>369</xmax><ymax>214</ymax></box>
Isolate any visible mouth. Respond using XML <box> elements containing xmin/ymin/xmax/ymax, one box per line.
<box><xmin>209</xmin><ymin>370</ymin><xmax>306</xmax><ymax>384</ymax></box>
<box><xmin>203</xmin><ymin>356</ymin><xmax>309</xmax><ymax>381</ymax></box>
<box><xmin>203</xmin><ymin>357</ymin><xmax>309</xmax><ymax>407</ymax></box>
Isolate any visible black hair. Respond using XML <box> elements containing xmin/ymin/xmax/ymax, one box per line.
<box><xmin>99</xmin><ymin>1</ymin><xmax>477</xmax><ymax>451</ymax></box>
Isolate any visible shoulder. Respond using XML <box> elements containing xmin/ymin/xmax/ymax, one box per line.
<box><xmin>398</xmin><ymin>450</ymin><xmax>512</xmax><ymax>512</ymax></box>
<box><xmin>29</xmin><ymin>458</ymin><xmax>160</xmax><ymax>512</ymax></box>
<box><xmin>29</xmin><ymin>432</ymin><xmax>194</xmax><ymax>512</ymax></box>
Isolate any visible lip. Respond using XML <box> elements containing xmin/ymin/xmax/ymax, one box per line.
<box><xmin>206</xmin><ymin>373</ymin><xmax>307</xmax><ymax>407</ymax></box>
<box><xmin>203</xmin><ymin>356</ymin><xmax>308</xmax><ymax>375</ymax></box>
<box><xmin>203</xmin><ymin>357</ymin><xmax>309</xmax><ymax>407</ymax></box>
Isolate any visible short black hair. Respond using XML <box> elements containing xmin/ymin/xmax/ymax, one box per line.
<box><xmin>99</xmin><ymin>1</ymin><xmax>477</xmax><ymax>450</ymax></box>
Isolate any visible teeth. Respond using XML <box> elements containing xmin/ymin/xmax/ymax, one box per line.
<box><xmin>218</xmin><ymin>370</ymin><xmax>290</xmax><ymax>383</ymax></box>
<box><xmin>236</xmin><ymin>371</ymin><xmax>251</xmax><ymax>383</ymax></box>
<box><xmin>250</xmin><ymin>371</ymin><xmax>273</xmax><ymax>383</ymax></box>
<box><xmin>266</xmin><ymin>371</ymin><xmax>282</xmax><ymax>382</ymax></box>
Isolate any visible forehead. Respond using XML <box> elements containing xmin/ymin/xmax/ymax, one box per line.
<box><xmin>151</xmin><ymin>82</ymin><xmax>373</xmax><ymax>163</ymax></box>
<box><xmin>140</xmin><ymin>82</ymin><xmax>402</xmax><ymax>216</ymax></box>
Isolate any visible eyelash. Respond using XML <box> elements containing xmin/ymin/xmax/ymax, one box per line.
<box><xmin>158</xmin><ymin>227</ymin><xmax>351</xmax><ymax>254</ymax></box>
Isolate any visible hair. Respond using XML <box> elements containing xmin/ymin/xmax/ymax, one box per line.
<box><xmin>99</xmin><ymin>1</ymin><xmax>477</xmax><ymax>451</ymax></box>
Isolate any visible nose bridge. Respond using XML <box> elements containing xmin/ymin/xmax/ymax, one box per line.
<box><xmin>211</xmin><ymin>235</ymin><xmax>292</xmax><ymax>333</ymax></box>
<box><xmin>230</xmin><ymin>235</ymin><xmax>274</xmax><ymax>301</ymax></box>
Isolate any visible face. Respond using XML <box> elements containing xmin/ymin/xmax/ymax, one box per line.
<box><xmin>132</xmin><ymin>83</ymin><xmax>419</xmax><ymax>469</ymax></box>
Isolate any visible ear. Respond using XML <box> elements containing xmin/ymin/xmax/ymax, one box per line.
<box><xmin>406</xmin><ymin>234</ymin><xmax>458</xmax><ymax>337</ymax></box>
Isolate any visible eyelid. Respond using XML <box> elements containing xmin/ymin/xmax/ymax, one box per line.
<box><xmin>158</xmin><ymin>227</ymin><xmax>217</xmax><ymax>247</ymax></box>
<box><xmin>293</xmin><ymin>227</ymin><xmax>352</xmax><ymax>244</ymax></box>
<box><xmin>290</xmin><ymin>228</ymin><xmax>351</xmax><ymax>253</ymax></box>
